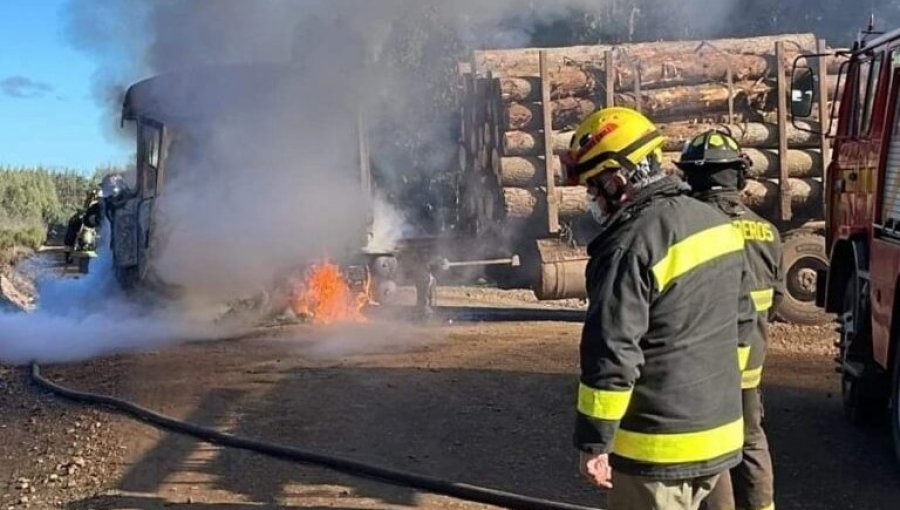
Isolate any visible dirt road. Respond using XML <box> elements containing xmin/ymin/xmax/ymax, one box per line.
<box><xmin>3</xmin><ymin>303</ymin><xmax>900</xmax><ymax>509</ymax></box>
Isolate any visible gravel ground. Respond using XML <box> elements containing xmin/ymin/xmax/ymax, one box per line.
<box><xmin>0</xmin><ymin>365</ymin><xmax>129</xmax><ymax>509</ymax></box>
<box><xmin>2</xmin><ymin>285</ymin><xmax>899</xmax><ymax>509</ymax></box>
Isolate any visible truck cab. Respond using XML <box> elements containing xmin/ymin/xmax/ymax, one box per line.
<box><xmin>106</xmin><ymin>113</ymin><xmax>164</xmax><ymax>289</ymax></box>
<box><xmin>794</xmin><ymin>23</ymin><xmax>900</xmax><ymax>459</ymax></box>
<box><xmin>110</xmin><ymin>63</ymin><xmax>380</xmax><ymax>303</ymax></box>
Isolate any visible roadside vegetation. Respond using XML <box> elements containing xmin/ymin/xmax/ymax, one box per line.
<box><xmin>0</xmin><ymin>166</ymin><xmax>123</xmax><ymax>259</ymax></box>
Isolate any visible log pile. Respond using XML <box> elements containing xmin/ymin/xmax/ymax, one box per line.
<box><xmin>501</xmin><ymin>178</ymin><xmax>824</xmax><ymax>222</ymax></box>
<box><xmin>458</xmin><ymin>33</ymin><xmax>838</xmax><ymax>235</ymax></box>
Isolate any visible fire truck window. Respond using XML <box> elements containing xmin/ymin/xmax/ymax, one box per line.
<box><xmin>857</xmin><ymin>54</ymin><xmax>883</xmax><ymax>136</ymax></box>
<box><xmin>881</xmin><ymin>84</ymin><xmax>900</xmax><ymax>229</ymax></box>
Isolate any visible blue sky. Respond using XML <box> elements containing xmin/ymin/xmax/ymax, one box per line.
<box><xmin>0</xmin><ymin>0</ymin><xmax>130</xmax><ymax>173</ymax></box>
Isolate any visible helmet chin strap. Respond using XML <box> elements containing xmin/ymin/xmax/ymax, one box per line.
<box><xmin>587</xmin><ymin>153</ymin><xmax>668</xmax><ymax>220</ymax></box>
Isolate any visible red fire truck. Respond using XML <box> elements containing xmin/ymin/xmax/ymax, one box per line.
<box><xmin>793</xmin><ymin>21</ymin><xmax>900</xmax><ymax>458</ymax></box>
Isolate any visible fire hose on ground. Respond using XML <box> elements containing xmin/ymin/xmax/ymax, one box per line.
<box><xmin>30</xmin><ymin>363</ymin><xmax>600</xmax><ymax>510</ymax></box>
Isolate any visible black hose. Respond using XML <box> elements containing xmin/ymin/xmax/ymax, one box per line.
<box><xmin>31</xmin><ymin>363</ymin><xmax>600</xmax><ymax>510</ymax></box>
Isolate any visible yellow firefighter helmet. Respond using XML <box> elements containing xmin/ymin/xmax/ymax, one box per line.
<box><xmin>562</xmin><ymin>107</ymin><xmax>666</xmax><ymax>186</ymax></box>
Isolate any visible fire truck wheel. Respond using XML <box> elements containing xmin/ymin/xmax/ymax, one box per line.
<box><xmin>892</xmin><ymin>346</ymin><xmax>900</xmax><ymax>461</ymax></box>
<box><xmin>840</xmin><ymin>269</ymin><xmax>886</xmax><ymax>426</ymax></box>
<box><xmin>776</xmin><ymin>231</ymin><xmax>829</xmax><ymax>325</ymax></box>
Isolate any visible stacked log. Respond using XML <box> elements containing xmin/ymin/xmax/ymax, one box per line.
<box><xmin>741</xmin><ymin>179</ymin><xmax>824</xmax><ymax>217</ymax></box>
<box><xmin>474</xmin><ymin>33</ymin><xmax>825</xmax><ymax>77</ymax></box>
<box><xmin>503</xmin><ymin>187</ymin><xmax>588</xmax><ymax>222</ymax></box>
<box><xmin>503</xmin><ymin>130</ymin><xmax>573</xmax><ymax>157</ymax></box>
<box><xmin>459</xmin><ymin>33</ymin><xmax>837</xmax><ymax>235</ymax></box>
<box><xmin>503</xmin><ymin>178</ymin><xmax>823</xmax><ymax>222</ymax></box>
<box><xmin>658</xmin><ymin>120</ymin><xmax>833</xmax><ymax>151</ymax></box>
<box><xmin>657</xmin><ymin>148</ymin><xmax>824</xmax><ymax>179</ymax></box>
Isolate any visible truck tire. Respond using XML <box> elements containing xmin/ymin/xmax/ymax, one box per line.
<box><xmin>115</xmin><ymin>265</ymin><xmax>139</xmax><ymax>290</ymax></box>
<box><xmin>373</xmin><ymin>279</ymin><xmax>398</xmax><ymax>305</ymax></box>
<box><xmin>892</xmin><ymin>342</ymin><xmax>900</xmax><ymax>461</ymax></box>
<box><xmin>776</xmin><ymin>231</ymin><xmax>829</xmax><ymax>325</ymax></box>
<box><xmin>840</xmin><ymin>269</ymin><xmax>886</xmax><ymax>425</ymax></box>
<box><xmin>370</xmin><ymin>256</ymin><xmax>398</xmax><ymax>279</ymax></box>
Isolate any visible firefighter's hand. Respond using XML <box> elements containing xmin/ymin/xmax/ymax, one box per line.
<box><xmin>579</xmin><ymin>451</ymin><xmax>613</xmax><ymax>489</ymax></box>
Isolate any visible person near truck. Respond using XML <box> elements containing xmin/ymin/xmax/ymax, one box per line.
<box><xmin>563</xmin><ymin>106</ymin><xmax>756</xmax><ymax>510</ymax></box>
<box><xmin>63</xmin><ymin>210</ymin><xmax>84</xmax><ymax>264</ymax></box>
<box><xmin>677</xmin><ymin>130</ymin><xmax>782</xmax><ymax>510</ymax></box>
<box><xmin>62</xmin><ymin>190</ymin><xmax>104</xmax><ymax>266</ymax></box>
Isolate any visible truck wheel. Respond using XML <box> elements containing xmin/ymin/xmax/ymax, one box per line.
<box><xmin>115</xmin><ymin>265</ymin><xmax>139</xmax><ymax>290</ymax></box>
<box><xmin>892</xmin><ymin>343</ymin><xmax>900</xmax><ymax>461</ymax></box>
<box><xmin>370</xmin><ymin>256</ymin><xmax>399</xmax><ymax>279</ymax></box>
<box><xmin>373</xmin><ymin>279</ymin><xmax>398</xmax><ymax>305</ymax></box>
<box><xmin>776</xmin><ymin>231</ymin><xmax>829</xmax><ymax>325</ymax></box>
<box><xmin>840</xmin><ymin>270</ymin><xmax>886</xmax><ymax>425</ymax></box>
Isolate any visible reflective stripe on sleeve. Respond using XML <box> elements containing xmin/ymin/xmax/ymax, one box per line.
<box><xmin>751</xmin><ymin>288</ymin><xmax>775</xmax><ymax>312</ymax></box>
<box><xmin>612</xmin><ymin>418</ymin><xmax>744</xmax><ymax>464</ymax></box>
<box><xmin>577</xmin><ymin>383</ymin><xmax>633</xmax><ymax>421</ymax></box>
<box><xmin>738</xmin><ymin>346</ymin><xmax>751</xmax><ymax>371</ymax></box>
<box><xmin>652</xmin><ymin>223</ymin><xmax>745</xmax><ymax>292</ymax></box>
<box><xmin>742</xmin><ymin>366</ymin><xmax>763</xmax><ymax>389</ymax></box>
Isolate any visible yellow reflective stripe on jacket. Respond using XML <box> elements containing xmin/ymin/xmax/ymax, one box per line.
<box><xmin>577</xmin><ymin>384</ymin><xmax>633</xmax><ymax>421</ymax></box>
<box><xmin>651</xmin><ymin>223</ymin><xmax>745</xmax><ymax>292</ymax></box>
<box><xmin>738</xmin><ymin>346</ymin><xmax>751</xmax><ymax>371</ymax></box>
<box><xmin>751</xmin><ymin>288</ymin><xmax>775</xmax><ymax>312</ymax></box>
<box><xmin>612</xmin><ymin>418</ymin><xmax>744</xmax><ymax>464</ymax></box>
<box><xmin>742</xmin><ymin>366</ymin><xmax>763</xmax><ymax>389</ymax></box>
<box><xmin>759</xmin><ymin>503</ymin><xmax>775</xmax><ymax>510</ymax></box>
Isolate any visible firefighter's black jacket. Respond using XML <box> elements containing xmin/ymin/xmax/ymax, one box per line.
<box><xmin>697</xmin><ymin>190</ymin><xmax>783</xmax><ymax>390</ymax></box>
<box><xmin>574</xmin><ymin>176</ymin><xmax>756</xmax><ymax>480</ymax></box>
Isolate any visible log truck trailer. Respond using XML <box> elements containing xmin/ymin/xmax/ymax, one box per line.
<box><xmin>460</xmin><ymin>34</ymin><xmax>837</xmax><ymax>325</ymax></box>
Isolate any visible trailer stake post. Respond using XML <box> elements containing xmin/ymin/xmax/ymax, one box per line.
<box><xmin>776</xmin><ymin>41</ymin><xmax>793</xmax><ymax>222</ymax></box>
<box><xmin>540</xmin><ymin>50</ymin><xmax>560</xmax><ymax>235</ymax></box>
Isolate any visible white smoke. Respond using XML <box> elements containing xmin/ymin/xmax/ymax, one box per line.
<box><xmin>0</xmin><ymin>222</ymin><xmax>230</xmax><ymax>365</ymax></box>
<box><xmin>367</xmin><ymin>196</ymin><xmax>414</xmax><ymax>254</ymax></box>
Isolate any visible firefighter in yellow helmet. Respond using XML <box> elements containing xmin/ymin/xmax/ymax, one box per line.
<box><xmin>678</xmin><ymin>130</ymin><xmax>782</xmax><ymax>510</ymax></box>
<box><xmin>565</xmin><ymin>107</ymin><xmax>756</xmax><ymax>510</ymax></box>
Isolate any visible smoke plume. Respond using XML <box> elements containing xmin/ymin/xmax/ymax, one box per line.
<box><xmin>59</xmin><ymin>0</ymin><xmax>642</xmax><ymax>304</ymax></box>
<box><xmin>5</xmin><ymin>0</ymin><xmax>882</xmax><ymax>364</ymax></box>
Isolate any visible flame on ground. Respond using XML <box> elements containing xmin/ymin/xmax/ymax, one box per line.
<box><xmin>291</xmin><ymin>261</ymin><xmax>368</xmax><ymax>325</ymax></box>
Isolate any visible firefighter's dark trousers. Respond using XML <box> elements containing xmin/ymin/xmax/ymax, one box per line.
<box><xmin>703</xmin><ymin>388</ymin><xmax>774</xmax><ymax>510</ymax></box>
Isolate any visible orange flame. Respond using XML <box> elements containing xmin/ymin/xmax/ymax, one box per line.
<box><xmin>292</xmin><ymin>261</ymin><xmax>368</xmax><ymax>325</ymax></box>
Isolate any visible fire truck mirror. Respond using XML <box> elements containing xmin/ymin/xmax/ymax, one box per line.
<box><xmin>791</xmin><ymin>65</ymin><xmax>817</xmax><ymax>119</ymax></box>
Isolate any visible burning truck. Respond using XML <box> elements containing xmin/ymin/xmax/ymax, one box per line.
<box><xmin>106</xmin><ymin>61</ymin><xmax>523</xmax><ymax>318</ymax></box>
<box><xmin>104</xmin><ymin>63</ymin><xmax>384</xmax><ymax>322</ymax></box>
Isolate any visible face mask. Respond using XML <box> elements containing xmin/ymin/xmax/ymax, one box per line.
<box><xmin>586</xmin><ymin>192</ymin><xmax>609</xmax><ymax>225</ymax></box>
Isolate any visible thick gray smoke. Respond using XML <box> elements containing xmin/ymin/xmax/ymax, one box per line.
<box><xmin>61</xmin><ymin>0</ymin><xmax>678</xmax><ymax>304</ymax></box>
<box><xmin>6</xmin><ymin>0</ymin><xmax>781</xmax><ymax>365</ymax></box>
